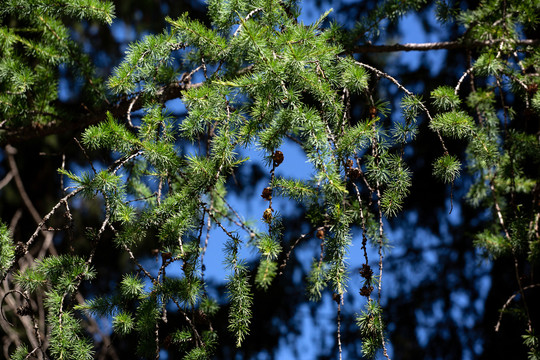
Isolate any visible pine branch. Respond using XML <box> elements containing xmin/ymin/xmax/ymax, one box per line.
<box><xmin>0</xmin><ymin>79</ymin><xmax>202</xmax><ymax>146</ymax></box>
<box><xmin>5</xmin><ymin>37</ymin><xmax>537</xmax><ymax>145</ymax></box>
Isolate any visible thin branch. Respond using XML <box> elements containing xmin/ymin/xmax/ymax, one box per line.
<box><xmin>5</xmin><ymin>145</ymin><xmax>42</xmax><ymax>224</ymax></box>
<box><xmin>199</xmin><ymin>209</ymin><xmax>210</xmax><ymax>281</ymax></box>
<box><xmin>489</xmin><ymin>180</ymin><xmax>532</xmax><ymax>332</ymax></box>
<box><xmin>352</xmin><ymin>182</ymin><xmax>370</xmax><ymax>267</ymax></box>
<box><xmin>352</xmin><ymin>39</ymin><xmax>539</xmax><ymax>53</ymax></box>
<box><xmin>60</xmin><ymin>153</ymin><xmax>66</xmax><ymax>195</ymax></box>
<box><xmin>0</xmin><ymin>287</ymin><xmax>42</xmax><ymax>358</ymax></box>
<box><xmin>74</xmin><ymin>138</ymin><xmax>97</xmax><ymax>174</ymax></box>
<box><xmin>355</xmin><ymin>61</ymin><xmax>448</xmax><ymax>154</ymax></box>
<box><xmin>170</xmin><ymin>298</ymin><xmax>203</xmax><ymax>347</ymax></box>
<box><xmin>111</xmin><ymin>150</ymin><xmax>144</xmax><ymax>175</ymax></box>
<box><xmin>1</xmin><ymin>290</ymin><xmax>26</xmax><ymax>327</ymax></box>
<box><xmin>1</xmin><ymin>289</ymin><xmax>44</xmax><ymax>358</ymax></box>
<box><xmin>122</xmin><ymin>243</ymin><xmax>154</xmax><ymax>281</ymax></box>
<box><xmin>376</xmin><ymin>183</ymin><xmax>385</xmax><ymax>304</ymax></box>
<box><xmin>104</xmin><ymin>222</ymin><xmax>155</xmax><ymax>281</ymax></box>
<box><xmin>0</xmin><ymin>171</ymin><xmax>13</xmax><ymax>190</ymax></box>
<box><xmin>211</xmin><ymin>195</ymin><xmax>257</xmax><ymax>237</ymax></box>
<box><xmin>154</xmin><ymin>315</ymin><xmax>160</xmax><ymax>360</ymax></box>
<box><xmin>278</xmin><ymin>229</ymin><xmax>316</xmax><ymax>275</ymax></box>
<box><xmin>455</xmin><ymin>67</ymin><xmax>474</xmax><ymax>95</ymax></box>
<box><xmin>233</xmin><ymin>8</ymin><xmax>263</xmax><ymax>37</ymax></box>
<box><xmin>205</xmin><ymin>205</ymin><xmax>238</xmax><ymax>241</ymax></box>
<box><xmin>0</xmin><ymin>79</ymin><xmax>203</xmax><ymax>146</ymax></box>
<box><xmin>371</xmin><ymin>125</ymin><xmax>391</xmax><ymax>359</ymax></box>
<box><xmin>8</xmin><ymin>209</ymin><xmax>23</xmax><ymax>235</ymax></box>
<box><xmin>495</xmin><ymin>284</ymin><xmax>540</xmax><ymax>332</ymax></box>
<box><xmin>0</xmin><ymin>188</ymin><xmax>82</xmax><ymax>283</ymax></box>
<box><xmin>126</xmin><ymin>94</ymin><xmax>140</xmax><ymax>129</ymax></box>
<box><xmin>337</xmin><ymin>300</ymin><xmax>342</xmax><ymax>360</ymax></box>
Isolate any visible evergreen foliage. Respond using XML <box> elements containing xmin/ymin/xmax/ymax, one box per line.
<box><xmin>0</xmin><ymin>0</ymin><xmax>113</xmax><ymax>131</ymax></box>
<box><xmin>0</xmin><ymin>222</ymin><xmax>15</xmax><ymax>278</ymax></box>
<box><xmin>0</xmin><ymin>0</ymin><xmax>539</xmax><ymax>358</ymax></box>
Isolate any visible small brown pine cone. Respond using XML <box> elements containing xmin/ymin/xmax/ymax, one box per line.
<box><xmin>263</xmin><ymin>208</ymin><xmax>273</xmax><ymax>222</ymax></box>
<box><xmin>359</xmin><ymin>264</ymin><xmax>373</xmax><ymax>280</ymax></box>
<box><xmin>272</xmin><ymin>150</ymin><xmax>284</xmax><ymax>166</ymax></box>
<box><xmin>369</xmin><ymin>106</ymin><xmax>377</xmax><ymax>119</ymax></box>
<box><xmin>360</xmin><ymin>285</ymin><xmax>374</xmax><ymax>297</ymax></box>
<box><xmin>261</xmin><ymin>187</ymin><xmax>272</xmax><ymax>200</ymax></box>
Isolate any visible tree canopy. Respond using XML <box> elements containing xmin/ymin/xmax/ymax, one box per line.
<box><xmin>1</xmin><ymin>0</ymin><xmax>539</xmax><ymax>359</ymax></box>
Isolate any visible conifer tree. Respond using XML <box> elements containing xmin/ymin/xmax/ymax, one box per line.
<box><xmin>0</xmin><ymin>0</ymin><xmax>539</xmax><ymax>359</ymax></box>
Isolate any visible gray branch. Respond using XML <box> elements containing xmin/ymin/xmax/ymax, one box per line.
<box><xmin>352</xmin><ymin>39</ymin><xmax>539</xmax><ymax>53</ymax></box>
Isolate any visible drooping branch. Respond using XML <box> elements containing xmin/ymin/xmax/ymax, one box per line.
<box><xmin>352</xmin><ymin>39</ymin><xmax>539</xmax><ymax>53</ymax></box>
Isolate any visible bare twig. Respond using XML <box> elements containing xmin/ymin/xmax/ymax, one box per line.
<box><xmin>495</xmin><ymin>284</ymin><xmax>540</xmax><ymax>332</ymax></box>
<box><xmin>233</xmin><ymin>8</ymin><xmax>263</xmax><ymax>37</ymax></box>
<box><xmin>8</xmin><ymin>209</ymin><xmax>23</xmax><ymax>236</ymax></box>
<box><xmin>74</xmin><ymin>138</ymin><xmax>97</xmax><ymax>174</ymax></box>
<box><xmin>205</xmin><ymin>204</ymin><xmax>238</xmax><ymax>241</ymax></box>
<box><xmin>154</xmin><ymin>315</ymin><xmax>160</xmax><ymax>360</ymax></box>
<box><xmin>200</xmin><ymin>209</ymin><xmax>211</xmax><ymax>276</ymax></box>
<box><xmin>5</xmin><ymin>145</ymin><xmax>42</xmax><ymax>224</ymax></box>
<box><xmin>278</xmin><ymin>229</ymin><xmax>316</xmax><ymax>275</ymax></box>
<box><xmin>337</xmin><ymin>300</ymin><xmax>343</xmax><ymax>360</ymax></box>
<box><xmin>355</xmin><ymin>61</ymin><xmax>448</xmax><ymax>154</ymax></box>
<box><xmin>352</xmin><ymin>182</ymin><xmax>370</xmax><ymax>267</ymax></box>
<box><xmin>0</xmin><ymin>188</ymin><xmax>82</xmax><ymax>283</ymax></box>
<box><xmin>370</xmin><ymin>124</ymin><xmax>391</xmax><ymax>359</ymax></box>
<box><xmin>1</xmin><ymin>289</ymin><xmax>44</xmax><ymax>358</ymax></box>
<box><xmin>0</xmin><ymin>171</ymin><xmax>13</xmax><ymax>190</ymax></box>
<box><xmin>111</xmin><ymin>150</ymin><xmax>143</xmax><ymax>175</ymax></box>
<box><xmin>489</xmin><ymin>180</ymin><xmax>532</xmax><ymax>332</ymax></box>
<box><xmin>455</xmin><ymin>67</ymin><xmax>474</xmax><ymax>95</ymax></box>
<box><xmin>352</xmin><ymin>39</ymin><xmax>539</xmax><ymax>53</ymax></box>
<box><xmin>211</xmin><ymin>195</ymin><xmax>258</xmax><ymax>237</ymax></box>
<box><xmin>126</xmin><ymin>94</ymin><xmax>140</xmax><ymax>129</ymax></box>
<box><xmin>171</xmin><ymin>298</ymin><xmax>203</xmax><ymax>347</ymax></box>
